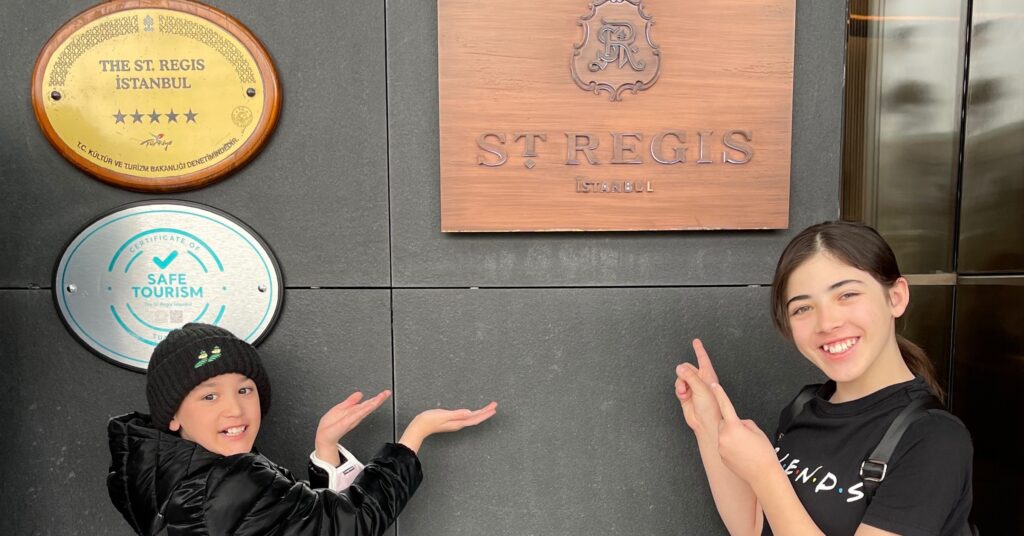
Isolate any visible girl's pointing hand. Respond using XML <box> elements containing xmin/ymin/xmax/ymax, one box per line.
<box><xmin>712</xmin><ymin>382</ymin><xmax>778</xmax><ymax>486</ymax></box>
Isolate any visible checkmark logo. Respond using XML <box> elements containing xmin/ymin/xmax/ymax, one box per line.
<box><xmin>152</xmin><ymin>250</ymin><xmax>179</xmax><ymax>270</ymax></box>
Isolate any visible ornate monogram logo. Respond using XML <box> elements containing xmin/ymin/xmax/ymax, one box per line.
<box><xmin>571</xmin><ymin>0</ymin><xmax>661</xmax><ymax>101</ymax></box>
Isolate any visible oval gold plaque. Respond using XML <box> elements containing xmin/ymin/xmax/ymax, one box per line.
<box><xmin>32</xmin><ymin>0</ymin><xmax>281</xmax><ymax>192</ymax></box>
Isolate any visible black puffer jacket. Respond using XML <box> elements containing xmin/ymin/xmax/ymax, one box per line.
<box><xmin>107</xmin><ymin>412</ymin><xmax>422</xmax><ymax>536</ymax></box>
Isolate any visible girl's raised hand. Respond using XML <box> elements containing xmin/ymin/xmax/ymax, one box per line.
<box><xmin>399</xmin><ymin>401</ymin><xmax>498</xmax><ymax>454</ymax></box>
<box><xmin>675</xmin><ymin>339</ymin><xmax>724</xmax><ymax>438</ymax></box>
<box><xmin>711</xmin><ymin>382</ymin><xmax>778</xmax><ymax>486</ymax></box>
<box><xmin>692</xmin><ymin>338</ymin><xmax>720</xmax><ymax>385</ymax></box>
<box><xmin>676</xmin><ymin>339</ymin><xmax>721</xmax><ymax>403</ymax></box>
<box><xmin>314</xmin><ymin>390</ymin><xmax>392</xmax><ymax>466</ymax></box>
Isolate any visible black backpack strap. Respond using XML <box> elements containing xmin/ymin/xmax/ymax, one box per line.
<box><xmin>860</xmin><ymin>394</ymin><xmax>943</xmax><ymax>502</ymax></box>
<box><xmin>776</xmin><ymin>384</ymin><xmax>824</xmax><ymax>441</ymax></box>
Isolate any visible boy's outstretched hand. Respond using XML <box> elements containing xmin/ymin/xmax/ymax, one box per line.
<box><xmin>399</xmin><ymin>401</ymin><xmax>498</xmax><ymax>454</ymax></box>
<box><xmin>315</xmin><ymin>390</ymin><xmax>392</xmax><ymax>466</ymax></box>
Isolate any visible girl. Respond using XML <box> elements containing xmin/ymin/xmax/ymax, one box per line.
<box><xmin>674</xmin><ymin>221</ymin><xmax>973</xmax><ymax>536</ymax></box>
<box><xmin>108</xmin><ymin>322</ymin><xmax>497</xmax><ymax>536</ymax></box>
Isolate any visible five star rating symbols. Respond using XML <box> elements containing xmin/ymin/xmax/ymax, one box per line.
<box><xmin>113</xmin><ymin>108</ymin><xmax>198</xmax><ymax>124</ymax></box>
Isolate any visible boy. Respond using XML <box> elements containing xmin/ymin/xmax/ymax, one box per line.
<box><xmin>108</xmin><ymin>323</ymin><xmax>496</xmax><ymax>535</ymax></box>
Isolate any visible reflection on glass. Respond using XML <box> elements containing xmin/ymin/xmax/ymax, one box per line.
<box><xmin>952</xmin><ymin>285</ymin><xmax>1024</xmax><ymax>532</ymax></box>
<box><xmin>843</xmin><ymin>0</ymin><xmax>964</xmax><ymax>274</ymax></box>
<box><xmin>958</xmin><ymin>0</ymin><xmax>1024</xmax><ymax>273</ymax></box>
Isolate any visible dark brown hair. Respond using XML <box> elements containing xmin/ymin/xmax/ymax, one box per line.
<box><xmin>769</xmin><ymin>221</ymin><xmax>944</xmax><ymax>401</ymax></box>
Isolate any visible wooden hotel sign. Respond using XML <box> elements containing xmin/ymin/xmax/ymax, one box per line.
<box><xmin>438</xmin><ymin>0</ymin><xmax>795</xmax><ymax>231</ymax></box>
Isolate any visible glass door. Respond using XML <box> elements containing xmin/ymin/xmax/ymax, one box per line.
<box><xmin>843</xmin><ymin>0</ymin><xmax>1024</xmax><ymax>530</ymax></box>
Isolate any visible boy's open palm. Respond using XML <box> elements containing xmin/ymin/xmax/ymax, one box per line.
<box><xmin>314</xmin><ymin>390</ymin><xmax>391</xmax><ymax>465</ymax></box>
<box><xmin>399</xmin><ymin>402</ymin><xmax>498</xmax><ymax>454</ymax></box>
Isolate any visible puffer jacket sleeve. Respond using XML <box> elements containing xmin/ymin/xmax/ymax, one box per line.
<box><xmin>307</xmin><ymin>458</ymin><xmax>330</xmax><ymax>490</ymax></box>
<box><xmin>200</xmin><ymin>443</ymin><xmax>422</xmax><ymax>536</ymax></box>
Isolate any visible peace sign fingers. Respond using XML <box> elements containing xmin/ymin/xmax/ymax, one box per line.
<box><xmin>691</xmin><ymin>338</ymin><xmax>720</xmax><ymax>385</ymax></box>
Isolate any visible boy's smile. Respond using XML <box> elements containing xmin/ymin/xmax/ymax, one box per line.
<box><xmin>169</xmin><ymin>373</ymin><xmax>262</xmax><ymax>456</ymax></box>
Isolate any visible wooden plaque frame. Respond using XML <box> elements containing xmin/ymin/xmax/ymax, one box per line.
<box><xmin>438</xmin><ymin>0</ymin><xmax>795</xmax><ymax>232</ymax></box>
<box><xmin>31</xmin><ymin>0</ymin><xmax>281</xmax><ymax>192</ymax></box>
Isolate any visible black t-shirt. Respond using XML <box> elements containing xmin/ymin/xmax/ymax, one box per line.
<box><xmin>761</xmin><ymin>377</ymin><xmax>973</xmax><ymax>536</ymax></box>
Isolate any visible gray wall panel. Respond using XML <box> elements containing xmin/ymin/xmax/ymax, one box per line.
<box><xmin>0</xmin><ymin>290</ymin><xmax>143</xmax><ymax>536</ymax></box>
<box><xmin>195</xmin><ymin>0</ymin><xmax>392</xmax><ymax>288</ymax></box>
<box><xmin>393</xmin><ymin>288</ymin><xmax>820</xmax><ymax>536</ymax></box>
<box><xmin>0</xmin><ymin>0</ymin><xmax>391</xmax><ymax>288</ymax></box>
<box><xmin>386</xmin><ymin>0</ymin><xmax>845</xmax><ymax>287</ymax></box>
<box><xmin>0</xmin><ymin>289</ymin><xmax>395</xmax><ymax>536</ymax></box>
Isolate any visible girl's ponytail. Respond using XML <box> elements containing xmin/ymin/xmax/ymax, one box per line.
<box><xmin>896</xmin><ymin>334</ymin><xmax>945</xmax><ymax>403</ymax></box>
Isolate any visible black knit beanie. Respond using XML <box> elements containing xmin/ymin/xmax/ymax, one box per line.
<box><xmin>145</xmin><ymin>323</ymin><xmax>271</xmax><ymax>431</ymax></box>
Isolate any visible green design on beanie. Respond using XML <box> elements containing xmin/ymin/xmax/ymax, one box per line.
<box><xmin>193</xmin><ymin>346</ymin><xmax>222</xmax><ymax>368</ymax></box>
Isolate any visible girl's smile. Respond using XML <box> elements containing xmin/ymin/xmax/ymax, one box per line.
<box><xmin>784</xmin><ymin>252</ymin><xmax>912</xmax><ymax>401</ymax></box>
<box><xmin>819</xmin><ymin>336</ymin><xmax>860</xmax><ymax>360</ymax></box>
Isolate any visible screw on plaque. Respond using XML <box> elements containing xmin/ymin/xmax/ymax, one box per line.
<box><xmin>66</xmin><ymin>284</ymin><xmax>77</xmax><ymax>293</ymax></box>
<box><xmin>246</xmin><ymin>88</ymin><xmax>256</xmax><ymax>97</ymax></box>
<box><xmin>258</xmin><ymin>284</ymin><xmax>267</xmax><ymax>293</ymax></box>
<box><xmin>51</xmin><ymin>91</ymin><xmax>62</xmax><ymax>101</ymax></box>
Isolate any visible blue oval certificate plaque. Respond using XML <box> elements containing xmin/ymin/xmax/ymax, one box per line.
<box><xmin>54</xmin><ymin>201</ymin><xmax>283</xmax><ymax>371</ymax></box>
